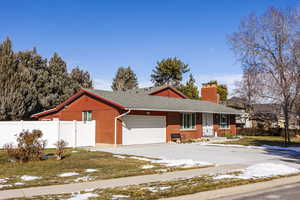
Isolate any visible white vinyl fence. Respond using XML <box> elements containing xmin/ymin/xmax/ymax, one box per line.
<box><xmin>0</xmin><ymin>120</ymin><xmax>96</xmax><ymax>148</ymax></box>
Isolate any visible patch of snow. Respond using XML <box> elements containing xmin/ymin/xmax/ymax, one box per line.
<box><xmin>160</xmin><ymin>186</ymin><xmax>171</xmax><ymax>191</ymax></box>
<box><xmin>129</xmin><ymin>156</ymin><xmax>212</xmax><ymax>168</ymax></box>
<box><xmin>85</xmin><ymin>169</ymin><xmax>98</xmax><ymax>173</ymax></box>
<box><xmin>145</xmin><ymin>186</ymin><xmax>158</xmax><ymax>192</ymax></box>
<box><xmin>111</xmin><ymin>194</ymin><xmax>130</xmax><ymax>199</ymax></box>
<box><xmin>74</xmin><ymin>176</ymin><xmax>94</xmax><ymax>182</ymax></box>
<box><xmin>0</xmin><ymin>178</ymin><xmax>8</xmax><ymax>183</ymax></box>
<box><xmin>0</xmin><ymin>184</ymin><xmax>12</xmax><ymax>189</ymax></box>
<box><xmin>66</xmin><ymin>193</ymin><xmax>98</xmax><ymax>200</ymax></box>
<box><xmin>145</xmin><ymin>186</ymin><xmax>171</xmax><ymax>192</ymax></box>
<box><xmin>57</xmin><ymin>172</ymin><xmax>79</xmax><ymax>177</ymax></box>
<box><xmin>14</xmin><ymin>182</ymin><xmax>25</xmax><ymax>186</ymax></box>
<box><xmin>214</xmin><ymin>163</ymin><xmax>299</xmax><ymax>180</ymax></box>
<box><xmin>83</xmin><ymin>188</ymin><xmax>95</xmax><ymax>192</ymax></box>
<box><xmin>154</xmin><ymin>159</ymin><xmax>212</xmax><ymax>168</ymax></box>
<box><xmin>113</xmin><ymin>155</ymin><xmax>127</xmax><ymax>159</ymax></box>
<box><xmin>20</xmin><ymin>175</ymin><xmax>41</xmax><ymax>181</ymax></box>
<box><xmin>141</xmin><ymin>165</ymin><xmax>155</xmax><ymax>169</ymax></box>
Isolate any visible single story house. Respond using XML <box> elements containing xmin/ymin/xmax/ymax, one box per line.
<box><xmin>32</xmin><ymin>85</ymin><xmax>241</xmax><ymax>145</ymax></box>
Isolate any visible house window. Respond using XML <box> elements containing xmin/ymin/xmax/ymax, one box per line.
<box><xmin>82</xmin><ymin>111</ymin><xmax>92</xmax><ymax>121</ymax></box>
<box><xmin>220</xmin><ymin>114</ymin><xmax>229</xmax><ymax>129</ymax></box>
<box><xmin>181</xmin><ymin>113</ymin><xmax>196</xmax><ymax>130</ymax></box>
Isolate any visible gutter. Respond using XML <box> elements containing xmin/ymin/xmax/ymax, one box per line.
<box><xmin>124</xmin><ymin>108</ymin><xmax>242</xmax><ymax>115</ymax></box>
<box><xmin>114</xmin><ymin>109</ymin><xmax>131</xmax><ymax>146</ymax></box>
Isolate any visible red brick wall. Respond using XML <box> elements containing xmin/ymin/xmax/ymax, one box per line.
<box><xmin>150</xmin><ymin>88</ymin><xmax>185</xmax><ymax>98</ymax></box>
<box><xmin>213</xmin><ymin>114</ymin><xmax>237</xmax><ymax>136</ymax></box>
<box><xmin>201</xmin><ymin>87</ymin><xmax>219</xmax><ymax>104</ymax></box>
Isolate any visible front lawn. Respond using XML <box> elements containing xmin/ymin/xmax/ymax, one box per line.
<box><xmin>0</xmin><ymin>149</ymin><xmax>210</xmax><ymax>190</ymax></box>
<box><xmin>216</xmin><ymin>136</ymin><xmax>300</xmax><ymax>147</ymax></box>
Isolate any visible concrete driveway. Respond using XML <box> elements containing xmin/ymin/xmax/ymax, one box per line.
<box><xmin>98</xmin><ymin>143</ymin><xmax>300</xmax><ymax>168</ymax></box>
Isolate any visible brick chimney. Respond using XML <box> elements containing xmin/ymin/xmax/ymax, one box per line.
<box><xmin>201</xmin><ymin>83</ymin><xmax>220</xmax><ymax>104</ymax></box>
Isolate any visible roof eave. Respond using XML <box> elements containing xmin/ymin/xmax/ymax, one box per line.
<box><xmin>125</xmin><ymin>107</ymin><xmax>242</xmax><ymax>115</ymax></box>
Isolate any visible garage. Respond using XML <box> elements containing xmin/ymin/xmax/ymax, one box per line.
<box><xmin>122</xmin><ymin>115</ymin><xmax>166</xmax><ymax>145</ymax></box>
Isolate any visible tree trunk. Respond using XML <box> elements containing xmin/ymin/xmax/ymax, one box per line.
<box><xmin>283</xmin><ymin>107</ymin><xmax>290</xmax><ymax>146</ymax></box>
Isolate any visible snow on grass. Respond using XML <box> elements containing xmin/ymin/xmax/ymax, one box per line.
<box><xmin>85</xmin><ymin>169</ymin><xmax>98</xmax><ymax>173</ymax></box>
<box><xmin>66</xmin><ymin>193</ymin><xmax>98</xmax><ymax>200</ymax></box>
<box><xmin>111</xmin><ymin>194</ymin><xmax>130</xmax><ymax>199</ymax></box>
<box><xmin>0</xmin><ymin>184</ymin><xmax>12</xmax><ymax>189</ymax></box>
<box><xmin>141</xmin><ymin>165</ymin><xmax>155</xmax><ymax>169</ymax></box>
<box><xmin>113</xmin><ymin>155</ymin><xmax>127</xmax><ymax>159</ymax></box>
<box><xmin>214</xmin><ymin>163</ymin><xmax>300</xmax><ymax>180</ymax></box>
<box><xmin>20</xmin><ymin>175</ymin><xmax>41</xmax><ymax>181</ymax></box>
<box><xmin>57</xmin><ymin>172</ymin><xmax>79</xmax><ymax>177</ymax></box>
<box><xmin>145</xmin><ymin>186</ymin><xmax>171</xmax><ymax>192</ymax></box>
<box><xmin>0</xmin><ymin>178</ymin><xmax>8</xmax><ymax>183</ymax></box>
<box><xmin>14</xmin><ymin>182</ymin><xmax>25</xmax><ymax>186</ymax></box>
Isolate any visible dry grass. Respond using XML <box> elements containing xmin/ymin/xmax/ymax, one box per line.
<box><xmin>216</xmin><ymin>136</ymin><xmax>300</xmax><ymax>147</ymax></box>
<box><xmin>0</xmin><ymin>149</ymin><xmax>186</xmax><ymax>190</ymax></box>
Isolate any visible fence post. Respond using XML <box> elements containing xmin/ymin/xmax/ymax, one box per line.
<box><xmin>73</xmin><ymin>120</ymin><xmax>77</xmax><ymax>148</ymax></box>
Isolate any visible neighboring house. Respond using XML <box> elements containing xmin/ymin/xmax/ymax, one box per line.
<box><xmin>226</xmin><ymin>97</ymin><xmax>300</xmax><ymax>130</ymax></box>
<box><xmin>32</xmin><ymin>85</ymin><xmax>241</xmax><ymax>146</ymax></box>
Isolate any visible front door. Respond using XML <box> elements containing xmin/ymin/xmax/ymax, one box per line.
<box><xmin>202</xmin><ymin>113</ymin><xmax>214</xmax><ymax>136</ymax></box>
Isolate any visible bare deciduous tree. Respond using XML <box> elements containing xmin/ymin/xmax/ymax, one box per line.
<box><xmin>229</xmin><ymin>7</ymin><xmax>300</xmax><ymax>145</ymax></box>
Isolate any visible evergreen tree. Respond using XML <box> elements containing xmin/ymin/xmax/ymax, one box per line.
<box><xmin>0</xmin><ymin>38</ymin><xmax>19</xmax><ymax>120</ymax></box>
<box><xmin>151</xmin><ymin>57</ymin><xmax>189</xmax><ymax>86</ymax></box>
<box><xmin>0</xmin><ymin>38</ymin><xmax>94</xmax><ymax>120</ymax></box>
<box><xmin>70</xmin><ymin>66</ymin><xmax>93</xmax><ymax>92</ymax></box>
<box><xmin>47</xmin><ymin>52</ymin><xmax>73</xmax><ymax>108</ymax></box>
<box><xmin>177</xmin><ymin>74</ymin><xmax>199</xmax><ymax>99</ymax></box>
<box><xmin>111</xmin><ymin>66</ymin><xmax>138</xmax><ymax>91</ymax></box>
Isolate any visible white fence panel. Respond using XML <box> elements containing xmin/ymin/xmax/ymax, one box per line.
<box><xmin>76</xmin><ymin>121</ymin><xmax>96</xmax><ymax>147</ymax></box>
<box><xmin>0</xmin><ymin>120</ymin><xmax>95</xmax><ymax>148</ymax></box>
<box><xmin>59</xmin><ymin>121</ymin><xmax>76</xmax><ymax>148</ymax></box>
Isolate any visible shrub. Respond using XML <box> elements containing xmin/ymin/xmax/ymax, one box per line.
<box><xmin>54</xmin><ymin>139</ymin><xmax>68</xmax><ymax>160</ymax></box>
<box><xmin>3</xmin><ymin>130</ymin><xmax>47</xmax><ymax>163</ymax></box>
<box><xmin>224</xmin><ymin>133</ymin><xmax>234</xmax><ymax>139</ymax></box>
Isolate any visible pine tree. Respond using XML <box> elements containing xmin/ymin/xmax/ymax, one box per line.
<box><xmin>0</xmin><ymin>38</ymin><xmax>19</xmax><ymax>120</ymax></box>
<box><xmin>151</xmin><ymin>57</ymin><xmax>189</xmax><ymax>86</ymax></box>
<box><xmin>46</xmin><ymin>52</ymin><xmax>73</xmax><ymax>108</ymax></box>
<box><xmin>111</xmin><ymin>66</ymin><xmax>138</xmax><ymax>91</ymax></box>
<box><xmin>177</xmin><ymin>74</ymin><xmax>199</xmax><ymax>99</ymax></box>
<box><xmin>0</xmin><ymin>38</ymin><xmax>94</xmax><ymax>120</ymax></box>
<box><xmin>69</xmin><ymin>66</ymin><xmax>93</xmax><ymax>92</ymax></box>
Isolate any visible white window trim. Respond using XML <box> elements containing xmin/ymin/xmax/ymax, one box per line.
<box><xmin>181</xmin><ymin>113</ymin><xmax>196</xmax><ymax>130</ymax></box>
<box><xmin>220</xmin><ymin>114</ymin><xmax>230</xmax><ymax>129</ymax></box>
<box><xmin>82</xmin><ymin>110</ymin><xmax>92</xmax><ymax>121</ymax></box>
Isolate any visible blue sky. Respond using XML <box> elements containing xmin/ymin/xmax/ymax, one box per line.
<box><xmin>0</xmin><ymin>0</ymin><xmax>298</xmax><ymax>93</ymax></box>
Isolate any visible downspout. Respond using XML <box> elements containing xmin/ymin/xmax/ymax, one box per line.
<box><xmin>114</xmin><ymin>109</ymin><xmax>131</xmax><ymax>146</ymax></box>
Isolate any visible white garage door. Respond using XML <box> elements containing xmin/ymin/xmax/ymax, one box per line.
<box><xmin>122</xmin><ymin>115</ymin><xmax>166</xmax><ymax>145</ymax></box>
